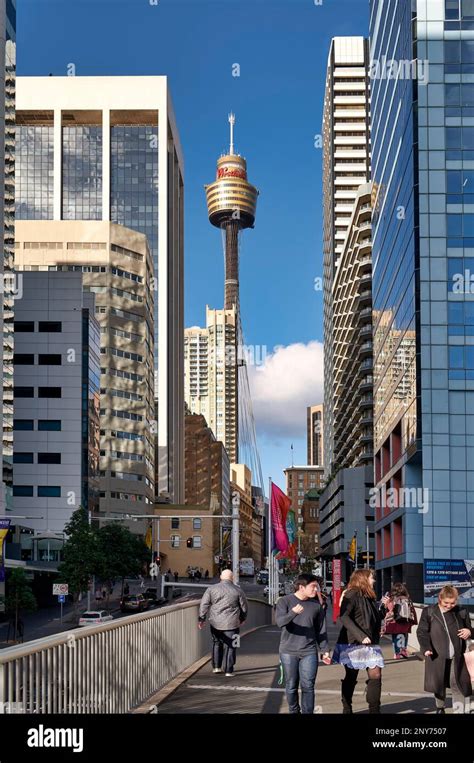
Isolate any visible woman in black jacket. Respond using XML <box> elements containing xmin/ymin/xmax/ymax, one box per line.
<box><xmin>417</xmin><ymin>585</ymin><xmax>472</xmax><ymax>713</ymax></box>
<box><xmin>332</xmin><ymin>568</ymin><xmax>387</xmax><ymax>714</ymax></box>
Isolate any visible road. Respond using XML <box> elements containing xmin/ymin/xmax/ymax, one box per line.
<box><xmin>0</xmin><ymin>575</ymin><xmax>270</xmax><ymax>648</ymax></box>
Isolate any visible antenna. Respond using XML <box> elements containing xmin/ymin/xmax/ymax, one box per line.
<box><xmin>228</xmin><ymin>112</ymin><xmax>235</xmax><ymax>155</ymax></box>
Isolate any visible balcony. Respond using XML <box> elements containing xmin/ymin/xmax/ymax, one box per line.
<box><xmin>359</xmin><ymin>395</ymin><xmax>373</xmax><ymax>409</ymax></box>
<box><xmin>359</xmin><ymin>358</ymin><xmax>373</xmax><ymax>374</ymax></box>
<box><xmin>359</xmin><ymin>307</ymin><xmax>372</xmax><ymax>323</ymax></box>
<box><xmin>359</xmin><ymin>376</ymin><xmax>373</xmax><ymax>391</ymax></box>
<box><xmin>358</xmin><ymin>341</ymin><xmax>373</xmax><ymax>358</ymax></box>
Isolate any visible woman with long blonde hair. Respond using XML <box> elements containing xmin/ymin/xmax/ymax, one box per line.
<box><xmin>332</xmin><ymin>569</ymin><xmax>388</xmax><ymax>714</ymax></box>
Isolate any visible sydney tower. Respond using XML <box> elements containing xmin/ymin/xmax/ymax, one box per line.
<box><xmin>205</xmin><ymin>114</ymin><xmax>259</xmax><ymax>311</ymax></box>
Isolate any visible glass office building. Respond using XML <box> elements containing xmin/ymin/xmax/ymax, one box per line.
<box><xmin>370</xmin><ymin>0</ymin><xmax>474</xmax><ymax>601</ymax></box>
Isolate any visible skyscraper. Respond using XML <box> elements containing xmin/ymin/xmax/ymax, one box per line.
<box><xmin>15</xmin><ymin>76</ymin><xmax>184</xmax><ymax>503</ymax></box>
<box><xmin>0</xmin><ymin>0</ymin><xmax>15</xmax><ymax>516</ymax></box>
<box><xmin>370</xmin><ymin>0</ymin><xmax>474</xmax><ymax>601</ymax></box>
<box><xmin>323</xmin><ymin>37</ymin><xmax>371</xmax><ymax>478</ymax></box>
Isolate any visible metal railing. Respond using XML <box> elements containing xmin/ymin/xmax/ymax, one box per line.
<box><xmin>0</xmin><ymin>598</ymin><xmax>271</xmax><ymax>714</ymax></box>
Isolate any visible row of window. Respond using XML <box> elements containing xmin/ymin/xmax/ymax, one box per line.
<box><xmin>100</xmin><ymin>450</ymin><xmax>143</xmax><ymax>462</ymax></box>
<box><xmin>14</xmin><ymin>354</ymin><xmax>62</xmax><ymax>366</ymax></box>
<box><xmin>103</xmin><ymin>387</ymin><xmax>142</xmax><ymax>402</ymax></box>
<box><xmin>14</xmin><ymin>387</ymin><xmax>61</xmax><ymax>398</ymax></box>
<box><xmin>170</xmin><ymin>518</ymin><xmax>202</xmax><ymax>530</ymax></box>
<box><xmin>170</xmin><ymin>535</ymin><xmax>202</xmax><ymax>549</ymax></box>
<box><xmin>14</xmin><ymin>452</ymin><xmax>61</xmax><ymax>464</ymax></box>
<box><xmin>15</xmin><ymin>321</ymin><xmax>62</xmax><ymax>333</ymax></box>
<box><xmin>103</xmin><ymin>367</ymin><xmax>143</xmax><ymax>383</ymax></box>
<box><xmin>98</xmin><ymin>409</ymin><xmax>143</xmax><ymax>423</ymax></box>
<box><xmin>100</xmin><ymin>429</ymin><xmax>143</xmax><ymax>442</ymax></box>
<box><xmin>50</xmin><ymin>264</ymin><xmax>143</xmax><ymax>284</ymax></box>
<box><xmin>102</xmin><ymin>347</ymin><xmax>143</xmax><ymax>363</ymax></box>
<box><xmin>14</xmin><ymin>485</ymin><xmax>61</xmax><ymax>497</ymax></box>
<box><xmin>14</xmin><ymin>419</ymin><xmax>61</xmax><ymax>431</ymax></box>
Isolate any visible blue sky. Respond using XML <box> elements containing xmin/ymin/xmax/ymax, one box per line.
<box><xmin>18</xmin><ymin>0</ymin><xmax>369</xmax><ymax>492</ymax></box>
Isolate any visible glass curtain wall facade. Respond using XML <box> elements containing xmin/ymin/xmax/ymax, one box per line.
<box><xmin>16</xmin><ymin>124</ymin><xmax>53</xmax><ymax>220</ymax></box>
<box><xmin>62</xmin><ymin>126</ymin><xmax>102</xmax><ymax>220</ymax></box>
<box><xmin>370</xmin><ymin>0</ymin><xmax>474</xmax><ymax>602</ymax></box>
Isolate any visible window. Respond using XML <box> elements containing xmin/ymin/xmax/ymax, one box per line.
<box><xmin>38</xmin><ymin>453</ymin><xmax>61</xmax><ymax>464</ymax></box>
<box><xmin>38</xmin><ymin>420</ymin><xmax>61</xmax><ymax>431</ymax></box>
<box><xmin>193</xmin><ymin>536</ymin><xmax>202</xmax><ymax>549</ymax></box>
<box><xmin>14</xmin><ymin>354</ymin><xmax>34</xmax><ymax>365</ymax></box>
<box><xmin>38</xmin><ymin>354</ymin><xmax>62</xmax><ymax>365</ymax></box>
<box><xmin>171</xmin><ymin>517</ymin><xmax>180</xmax><ymax>529</ymax></box>
<box><xmin>13</xmin><ymin>485</ymin><xmax>33</xmax><ymax>497</ymax></box>
<box><xmin>13</xmin><ymin>453</ymin><xmax>34</xmax><ymax>464</ymax></box>
<box><xmin>38</xmin><ymin>486</ymin><xmax>61</xmax><ymax>497</ymax></box>
<box><xmin>14</xmin><ymin>321</ymin><xmax>34</xmax><ymax>332</ymax></box>
<box><xmin>171</xmin><ymin>535</ymin><xmax>180</xmax><ymax>548</ymax></box>
<box><xmin>14</xmin><ymin>387</ymin><xmax>34</xmax><ymax>398</ymax></box>
<box><xmin>38</xmin><ymin>321</ymin><xmax>62</xmax><ymax>332</ymax></box>
<box><xmin>193</xmin><ymin>518</ymin><xmax>202</xmax><ymax>530</ymax></box>
<box><xmin>38</xmin><ymin>387</ymin><xmax>62</xmax><ymax>398</ymax></box>
<box><xmin>14</xmin><ymin>419</ymin><xmax>34</xmax><ymax>431</ymax></box>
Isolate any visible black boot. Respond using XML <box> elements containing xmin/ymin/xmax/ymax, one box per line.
<box><xmin>366</xmin><ymin>678</ymin><xmax>382</xmax><ymax>714</ymax></box>
<box><xmin>341</xmin><ymin>676</ymin><xmax>357</xmax><ymax>714</ymax></box>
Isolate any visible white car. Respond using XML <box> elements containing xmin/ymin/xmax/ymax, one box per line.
<box><xmin>78</xmin><ymin>610</ymin><xmax>114</xmax><ymax>627</ymax></box>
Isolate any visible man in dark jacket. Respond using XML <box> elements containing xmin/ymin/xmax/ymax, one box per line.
<box><xmin>275</xmin><ymin>573</ymin><xmax>330</xmax><ymax>714</ymax></box>
<box><xmin>198</xmin><ymin>569</ymin><xmax>248</xmax><ymax>676</ymax></box>
<box><xmin>417</xmin><ymin>585</ymin><xmax>472</xmax><ymax>713</ymax></box>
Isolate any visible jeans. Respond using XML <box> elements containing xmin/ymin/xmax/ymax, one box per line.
<box><xmin>392</xmin><ymin>633</ymin><xmax>408</xmax><ymax>655</ymax></box>
<box><xmin>210</xmin><ymin>626</ymin><xmax>239</xmax><ymax>673</ymax></box>
<box><xmin>280</xmin><ymin>652</ymin><xmax>318</xmax><ymax>714</ymax></box>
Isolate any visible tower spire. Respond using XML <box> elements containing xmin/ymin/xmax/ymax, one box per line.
<box><xmin>228</xmin><ymin>112</ymin><xmax>235</xmax><ymax>155</ymax></box>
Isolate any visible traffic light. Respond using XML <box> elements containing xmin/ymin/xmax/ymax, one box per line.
<box><xmin>187</xmin><ymin>537</ymin><xmax>194</xmax><ymax>548</ymax></box>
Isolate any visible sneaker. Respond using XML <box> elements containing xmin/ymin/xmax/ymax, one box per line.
<box><xmin>225</xmin><ymin>672</ymin><xmax>234</xmax><ymax>677</ymax></box>
<box><xmin>394</xmin><ymin>654</ymin><xmax>402</xmax><ymax>660</ymax></box>
<box><xmin>212</xmin><ymin>668</ymin><xmax>223</xmax><ymax>673</ymax></box>
<box><xmin>400</xmin><ymin>649</ymin><xmax>409</xmax><ymax>658</ymax></box>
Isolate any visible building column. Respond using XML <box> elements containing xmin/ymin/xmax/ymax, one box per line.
<box><xmin>53</xmin><ymin>108</ymin><xmax>62</xmax><ymax>220</ymax></box>
<box><xmin>102</xmin><ymin>109</ymin><xmax>110</xmax><ymax>220</ymax></box>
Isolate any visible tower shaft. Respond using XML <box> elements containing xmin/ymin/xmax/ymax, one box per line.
<box><xmin>224</xmin><ymin>221</ymin><xmax>240</xmax><ymax>311</ymax></box>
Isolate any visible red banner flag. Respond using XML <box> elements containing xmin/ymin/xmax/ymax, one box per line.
<box><xmin>270</xmin><ymin>482</ymin><xmax>291</xmax><ymax>554</ymax></box>
<box><xmin>332</xmin><ymin>559</ymin><xmax>342</xmax><ymax>623</ymax></box>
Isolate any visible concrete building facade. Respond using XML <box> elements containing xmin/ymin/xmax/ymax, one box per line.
<box><xmin>15</xmin><ymin>221</ymin><xmax>155</xmax><ymax>527</ymax></box>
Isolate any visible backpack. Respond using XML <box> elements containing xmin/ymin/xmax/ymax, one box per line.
<box><xmin>393</xmin><ymin>597</ymin><xmax>412</xmax><ymax>623</ymax></box>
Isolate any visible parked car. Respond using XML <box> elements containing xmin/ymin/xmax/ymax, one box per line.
<box><xmin>120</xmin><ymin>594</ymin><xmax>150</xmax><ymax>613</ymax></box>
<box><xmin>144</xmin><ymin>588</ymin><xmax>165</xmax><ymax>607</ymax></box>
<box><xmin>78</xmin><ymin>610</ymin><xmax>114</xmax><ymax>627</ymax></box>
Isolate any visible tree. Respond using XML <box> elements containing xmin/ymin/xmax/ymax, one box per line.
<box><xmin>57</xmin><ymin>506</ymin><xmax>99</xmax><ymax>612</ymax></box>
<box><xmin>96</xmin><ymin>523</ymin><xmax>150</xmax><ymax>603</ymax></box>
<box><xmin>2</xmin><ymin>568</ymin><xmax>37</xmax><ymax>643</ymax></box>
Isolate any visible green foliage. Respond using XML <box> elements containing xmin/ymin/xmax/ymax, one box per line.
<box><xmin>4</xmin><ymin>568</ymin><xmax>37</xmax><ymax>615</ymax></box>
<box><xmin>57</xmin><ymin>506</ymin><xmax>98</xmax><ymax>600</ymax></box>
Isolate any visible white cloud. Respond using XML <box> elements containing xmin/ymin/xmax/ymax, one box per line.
<box><xmin>247</xmin><ymin>340</ymin><xmax>324</xmax><ymax>440</ymax></box>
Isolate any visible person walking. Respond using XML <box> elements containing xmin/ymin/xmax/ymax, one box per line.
<box><xmin>332</xmin><ymin>569</ymin><xmax>387</xmax><ymax>714</ymax></box>
<box><xmin>417</xmin><ymin>585</ymin><xmax>473</xmax><ymax>714</ymax></box>
<box><xmin>382</xmin><ymin>583</ymin><xmax>417</xmax><ymax>659</ymax></box>
<box><xmin>275</xmin><ymin>573</ymin><xmax>331</xmax><ymax>714</ymax></box>
<box><xmin>198</xmin><ymin>569</ymin><xmax>248</xmax><ymax>676</ymax></box>
<box><xmin>174</xmin><ymin>571</ymin><xmax>179</xmax><ymax>583</ymax></box>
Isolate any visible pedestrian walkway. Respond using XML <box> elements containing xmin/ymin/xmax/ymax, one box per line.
<box><xmin>154</xmin><ymin>613</ymin><xmax>439</xmax><ymax>714</ymax></box>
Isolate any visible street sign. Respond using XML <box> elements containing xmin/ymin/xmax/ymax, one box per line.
<box><xmin>58</xmin><ymin>594</ymin><xmax>66</xmax><ymax>603</ymax></box>
<box><xmin>53</xmin><ymin>584</ymin><xmax>68</xmax><ymax>595</ymax></box>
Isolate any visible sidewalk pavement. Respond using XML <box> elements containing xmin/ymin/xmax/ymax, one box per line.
<box><xmin>155</xmin><ymin>609</ymin><xmax>451</xmax><ymax>715</ymax></box>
